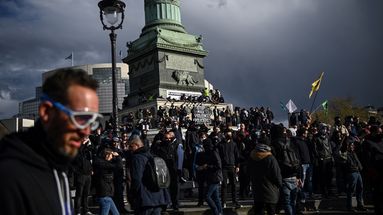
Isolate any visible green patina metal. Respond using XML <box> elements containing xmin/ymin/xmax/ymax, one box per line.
<box><xmin>125</xmin><ymin>0</ymin><xmax>207</xmax><ymax>62</ymax></box>
<box><xmin>143</xmin><ymin>0</ymin><xmax>184</xmax><ymax>34</ymax></box>
<box><xmin>122</xmin><ymin>0</ymin><xmax>208</xmax><ymax>108</ymax></box>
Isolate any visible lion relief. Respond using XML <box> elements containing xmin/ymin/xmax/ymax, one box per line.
<box><xmin>172</xmin><ymin>70</ymin><xmax>198</xmax><ymax>86</ymax></box>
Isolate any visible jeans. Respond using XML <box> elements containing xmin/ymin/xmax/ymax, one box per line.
<box><xmin>282</xmin><ymin>177</ymin><xmax>298</xmax><ymax>215</ymax></box>
<box><xmin>346</xmin><ymin>172</ymin><xmax>364</xmax><ymax>209</ymax></box>
<box><xmin>299</xmin><ymin>164</ymin><xmax>313</xmax><ymax>203</ymax></box>
<box><xmin>206</xmin><ymin>183</ymin><xmax>223</xmax><ymax>215</ymax></box>
<box><xmin>99</xmin><ymin>197</ymin><xmax>120</xmax><ymax>215</ymax></box>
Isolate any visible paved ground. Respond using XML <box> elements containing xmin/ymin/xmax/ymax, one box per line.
<box><xmin>87</xmin><ymin>192</ymin><xmax>375</xmax><ymax>215</ymax></box>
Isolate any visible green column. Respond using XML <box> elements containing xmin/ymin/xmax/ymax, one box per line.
<box><xmin>143</xmin><ymin>0</ymin><xmax>185</xmax><ymax>33</ymax></box>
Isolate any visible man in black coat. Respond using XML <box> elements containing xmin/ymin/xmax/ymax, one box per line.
<box><xmin>273</xmin><ymin>125</ymin><xmax>301</xmax><ymax>215</ymax></box>
<box><xmin>93</xmin><ymin>148</ymin><xmax>122</xmax><ymax>215</ymax></box>
<box><xmin>312</xmin><ymin>124</ymin><xmax>333</xmax><ymax>198</ymax></box>
<box><xmin>344</xmin><ymin>139</ymin><xmax>366</xmax><ymax>212</ymax></box>
<box><xmin>151</xmin><ymin>131</ymin><xmax>179</xmax><ymax>211</ymax></box>
<box><xmin>248</xmin><ymin>139</ymin><xmax>282</xmax><ymax>215</ymax></box>
<box><xmin>292</xmin><ymin>127</ymin><xmax>313</xmax><ymax>209</ymax></box>
<box><xmin>218</xmin><ymin>130</ymin><xmax>241</xmax><ymax>208</ymax></box>
<box><xmin>0</xmin><ymin>68</ymin><xmax>100</xmax><ymax>215</ymax></box>
<box><xmin>202</xmin><ymin>140</ymin><xmax>223</xmax><ymax>215</ymax></box>
<box><xmin>110</xmin><ymin>137</ymin><xmax>126</xmax><ymax>213</ymax></box>
<box><xmin>194</xmin><ymin>132</ymin><xmax>208</xmax><ymax>206</ymax></box>
<box><xmin>129</xmin><ymin>137</ymin><xmax>170</xmax><ymax>215</ymax></box>
<box><xmin>72</xmin><ymin>137</ymin><xmax>95</xmax><ymax>215</ymax></box>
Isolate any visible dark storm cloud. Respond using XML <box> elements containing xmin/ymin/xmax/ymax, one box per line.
<box><xmin>0</xmin><ymin>0</ymin><xmax>143</xmax><ymax>118</ymax></box>
<box><xmin>218</xmin><ymin>0</ymin><xmax>227</xmax><ymax>7</ymax></box>
<box><xmin>181</xmin><ymin>0</ymin><xmax>383</xmax><ymax>119</ymax></box>
<box><xmin>0</xmin><ymin>0</ymin><xmax>382</xmax><ymax>120</ymax></box>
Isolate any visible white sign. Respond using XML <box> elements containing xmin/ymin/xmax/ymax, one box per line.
<box><xmin>193</xmin><ymin>106</ymin><xmax>211</xmax><ymax>124</ymax></box>
<box><xmin>166</xmin><ymin>90</ymin><xmax>201</xmax><ymax>100</ymax></box>
<box><xmin>286</xmin><ymin>99</ymin><xmax>297</xmax><ymax>113</ymax></box>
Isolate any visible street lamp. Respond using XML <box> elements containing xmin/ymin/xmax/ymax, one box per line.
<box><xmin>98</xmin><ymin>0</ymin><xmax>126</xmax><ymax>135</ymax></box>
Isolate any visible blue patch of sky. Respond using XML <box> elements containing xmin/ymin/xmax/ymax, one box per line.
<box><xmin>0</xmin><ymin>0</ymin><xmax>39</xmax><ymax>21</ymax></box>
<box><xmin>0</xmin><ymin>0</ymin><xmax>22</xmax><ymax>18</ymax></box>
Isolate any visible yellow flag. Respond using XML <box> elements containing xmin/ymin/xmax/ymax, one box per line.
<box><xmin>309</xmin><ymin>72</ymin><xmax>324</xmax><ymax>98</ymax></box>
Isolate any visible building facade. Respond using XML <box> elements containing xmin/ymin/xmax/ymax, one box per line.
<box><xmin>19</xmin><ymin>63</ymin><xmax>129</xmax><ymax>119</ymax></box>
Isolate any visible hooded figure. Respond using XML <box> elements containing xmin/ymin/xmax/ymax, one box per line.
<box><xmin>0</xmin><ymin>68</ymin><xmax>100</xmax><ymax>215</ymax></box>
<box><xmin>203</xmin><ymin>140</ymin><xmax>223</xmax><ymax>215</ymax></box>
<box><xmin>248</xmin><ymin>139</ymin><xmax>282</xmax><ymax>215</ymax></box>
<box><xmin>0</xmin><ymin>122</ymin><xmax>73</xmax><ymax>215</ymax></box>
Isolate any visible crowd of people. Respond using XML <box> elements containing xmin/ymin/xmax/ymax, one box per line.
<box><xmin>76</xmin><ymin>104</ymin><xmax>383</xmax><ymax>215</ymax></box>
<box><xmin>119</xmin><ymin>104</ymin><xmax>275</xmax><ymax>132</ymax></box>
<box><xmin>0</xmin><ymin>68</ymin><xmax>382</xmax><ymax>215</ymax></box>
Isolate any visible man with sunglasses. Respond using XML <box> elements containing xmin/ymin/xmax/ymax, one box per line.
<box><xmin>0</xmin><ymin>68</ymin><xmax>101</xmax><ymax>215</ymax></box>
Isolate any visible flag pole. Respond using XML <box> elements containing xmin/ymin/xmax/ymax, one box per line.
<box><xmin>309</xmin><ymin>90</ymin><xmax>319</xmax><ymax>114</ymax></box>
<box><xmin>288</xmin><ymin>112</ymin><xmax>291</xmax><ymax>127</ymax></box>
<box><xmin>310</xmin><ymin>103</ymin><xmax>323</xmax><ymax>115</ymax></box>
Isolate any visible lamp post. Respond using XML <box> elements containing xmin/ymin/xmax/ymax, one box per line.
<box><xmin>98</xmin><ymin>0</ymin><xmax>126</xmax><ymax>135</ymax></box>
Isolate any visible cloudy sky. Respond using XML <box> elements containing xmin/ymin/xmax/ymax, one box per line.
<box><xmin>0</xmin><ymin>0</ymin><xmax>382</xmax><ymax>120</ymax></box>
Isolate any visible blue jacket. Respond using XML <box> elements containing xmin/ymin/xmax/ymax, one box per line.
<box><xmin>129</xmin><ymin>147</ymin><xmax>170</xmax><ymax>210</ymax></box>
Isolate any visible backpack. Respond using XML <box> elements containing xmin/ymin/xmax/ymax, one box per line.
<box><xmin>143</xmin><ymin>155</ymin><xmax>170</xmax><ymax>192</ymax></box>
<box><xmin>278</xmin><ymin>140</ymin><xmax>300</xmax><ymax>171</ymax></box>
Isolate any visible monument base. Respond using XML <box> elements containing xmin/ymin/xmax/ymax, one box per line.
<box><xmin>119</xmin><ymin>98</ymin><xmax>233</xmax><ymax>126</ymax></box>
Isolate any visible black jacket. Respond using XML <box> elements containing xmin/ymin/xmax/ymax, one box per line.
<box><xmin>313</xmin><ymin>135</ymin><xmax>333</xmax><ymax>161</ymax></box>
<box><xmin>194</xmin><ymin>142</ymin><xmax>207</xmax><ymax>179</ymax></box>
<box><xmin>93</xmin><ymin>156</ymin><xmax>122</xmax><ymax>197</ymax></box>
<box><xmin>346</xmin><ymin>152</ymin><xmax>363</xmax><ymax>173</ymax></box>
<box><xmin>248</xmin><ymin>150</ymin><xmax>282</xmax><ymax>204</ymax></box>
<box><xmin>185</xmin><ymin>127</ymin><xmax>199</xmax><ymax>155</ymax></box>
<box><xmin>205</xmin><ymin>148</ymin><xmax>223</xmax><ymax>184</ymax></box>
<box><xmin>0</xmin><ymin>122</ymin><xmax>73</xmax><ymax>215</ymax></box>
<box><xmin>89</xmin><ymin>134</ymin><xmax>102</xmax><ymax>148</ymax></box>
<box><xmin>218</xmin><ymin>139</ymin><xmax>239</xmax><ymax>168</ymax></box>
<box><xmin>151</xmin><ymin>140</ymin><xmax>178</xmax><ymax>171</ymax></box>
<box><xmin>72</xmin><ymin>141</ymin><xmax>93</xmax><ymax>176</ymax></box>
<box><xmin>273</xmin><ymin>138</ymin><xmax>301</xmax><ymax>178</ymax></box>
<box><xmin>292</xmin><ymin>136</ymin><xmax>312</xmax><ymax>164</ymax></box>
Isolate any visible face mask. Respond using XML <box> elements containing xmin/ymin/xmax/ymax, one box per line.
<box><xmin>320</xmin><ymin>129</ymin><xmax>327</xmax><ymax>136</ymax></box>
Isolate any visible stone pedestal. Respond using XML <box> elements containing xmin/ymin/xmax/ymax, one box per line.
<box><xmin>123</xmin><ymin>0</ymin><xmax>208</xmax><ymax>108</ymax></box>
<box><xmin>119</xmin><ymin>98</ymin><xmax>233</xmax><ymax>126</ymax></box>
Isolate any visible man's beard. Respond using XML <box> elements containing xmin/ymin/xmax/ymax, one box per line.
<box><xmin>58</xmin><ymin>145</ymin><xmax>79</xmax><ymax>160</ymax></box>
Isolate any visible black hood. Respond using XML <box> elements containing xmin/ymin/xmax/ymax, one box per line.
<box><xmin>0</xmin><ymin>121</ymin><xmax>71</xmax><ymax>172</ymax></box>
<box><xmin>133</xmin><ymin>146</ymin><xmax>149</xmax><ymax>156</ymax></box>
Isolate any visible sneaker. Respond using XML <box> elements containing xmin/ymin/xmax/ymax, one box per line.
<box><xmin>222</xmin><ymin>203</ymin><xmax>227</xmax><ymax>208</ymax></box>
<box><xmin>85</xmin><ymin>212</ymin><xmax>94</xmax><ymax>215</ymax></box>
<box><xmin>179</xmin><ymin>177</ymin><xmax>188</xmax><ymax>183</ymax></box>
